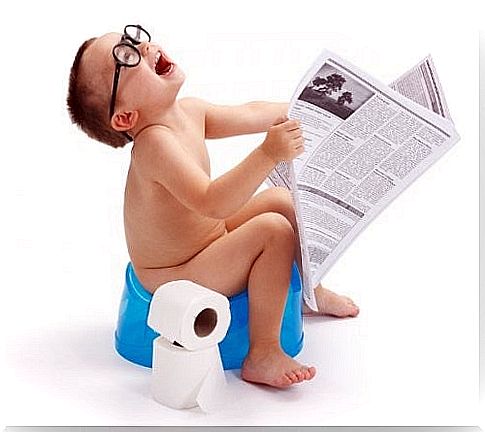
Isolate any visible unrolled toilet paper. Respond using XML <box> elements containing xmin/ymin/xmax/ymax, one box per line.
<box><xmin>147</xmin><ymin>279</ymin><xmax>231</xmax><ymax>351</ymax></box>
<box><xmin>152</xmin><ymin>337</ymin><xmax>227</xmax><ymax>411</ymax></box>
<box><xmin>147</xmin><ymin>280</ymin><xmax>231</xmax><ymax>412</ymax></box>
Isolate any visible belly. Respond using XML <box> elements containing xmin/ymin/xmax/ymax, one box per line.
<box><xmin>125</xmin><ymin>205</ymin><xmax>226</xmax><ymax>269</ymax></box>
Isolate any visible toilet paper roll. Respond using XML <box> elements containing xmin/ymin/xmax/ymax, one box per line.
<box><xmin>152</xmin><ymin>336</ymin><xmax>227</xmax><ymax>411</ymax></box>
<box><xmin>147</xmin><ymin>279</ymin><xmax>231</xmax><ymax>351</ymax></box>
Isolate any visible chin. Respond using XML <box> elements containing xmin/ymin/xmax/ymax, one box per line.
<box><xmin>173</xmin><ymin>64</ymin><xmax>186</xmax><ymax>84</ymax></box>
<box><xmin>172</xmin><ymin>67</ymin><xmax>186</xmax><ymax>93</ymax></box>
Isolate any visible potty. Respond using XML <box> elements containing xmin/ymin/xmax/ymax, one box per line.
<box><xmin>114</xmin><ymin>262</ymin><xmax>304</xmax><ymax>370</ymax></box>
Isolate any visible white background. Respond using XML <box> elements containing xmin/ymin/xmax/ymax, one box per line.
<box><xmin>1</xmin><ymin>0</ymin><xmax>481</xmax><ymax>427</ymax></box>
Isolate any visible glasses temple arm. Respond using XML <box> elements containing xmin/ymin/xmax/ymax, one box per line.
<box><xmin>109</xmin><ymin>65</ymin><xmax>132</xmax><ymax>142</ymax></box>
<box><xmin>109</xmin><ymin>64</ymin><xmax>122</xmax><ymax>119</ymax></box>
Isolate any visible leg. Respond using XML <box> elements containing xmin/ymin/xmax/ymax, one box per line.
<box><xmin>225</xmin><ymin>187</ymin><xmax>359</xmax><ymax>317</ymax></box>
<box><xmin>147</xmin><ymin>212</ymin><xmax>316</xmax><ymax>388</ymax></box>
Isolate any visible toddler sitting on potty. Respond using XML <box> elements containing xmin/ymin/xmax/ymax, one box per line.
<box><xmin>67</xmin><ymin>24</ymin><xmax>359</xmax><ymax>389</ymax></box>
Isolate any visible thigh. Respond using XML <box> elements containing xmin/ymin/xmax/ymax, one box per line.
<box><xmin>141</xmin><ymin>212</ymin><xmax>295</xmax><ymax>297</ymax></box>
<box><xmin>225</xmin><ymin>187</ymin><xmax>296</xmax><ymax>232</ymax></box>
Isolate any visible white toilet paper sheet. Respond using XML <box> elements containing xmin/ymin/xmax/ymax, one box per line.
<box><xmin>151</xmin><ymin>337</ymin><xmax>227</xmax><ymax>412</ymax></box>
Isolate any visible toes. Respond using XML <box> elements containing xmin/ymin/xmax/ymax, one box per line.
<box><xmin>286</xmin><ymin>371</ymin><xmax>298</xmax><ymax>383</ymax></box>
<box><xmin>301</xmin><ymin>366</ymin><xmax>316</xmax><ymax>380</ymax></box>
<box><xmin>242</xmin><ymin>354</ymin><xmax>316</xmax><ymax>388</ymax></box>
<box><xmin>301</xmin><ymin>367</ymin><xmax>310</xmax><ymax>380</ymax></box>
<box><xmin>344</xmin><ymin>296</ymin><xmax>357</xmax><ymax>307</ymax></box>
<box><xmin>307</xmin><ymin>366</ymin><xmax>317</xmax><ymax>379</ymax></box>
<box><xmin>338</xmin><ymin>296</ymin><xmax>360</xmax><ymax>317</ymax></box>
<box><xmin>349</xmin><ymin>304</ymin><xmax>360</xmax><ymax>316</ymax></box>
<box><xmin>277</xmin><ymin>375</ymin><xmax>293</xmax><ymax>387</ymax></box>
<box><xmin>286</xmin><ymin>368</ymin><xmax>311</xmax><ymax>384</ymax></box>
<box><xmin>293</xmin><ymin>369</ymin><xmax>305</xmax><ymax>382</ymax></box>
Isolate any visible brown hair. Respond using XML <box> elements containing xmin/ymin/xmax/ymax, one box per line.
<box><xmin>67</xmin><ymin>38</ymin><xmax>130</xmax><ymax>148</ymax></box>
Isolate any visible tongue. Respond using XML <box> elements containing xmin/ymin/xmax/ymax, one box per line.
<box><xmin>156</xmin><ymin>55</ymin><xmax>172</xmax><ymax>75</ymax></box>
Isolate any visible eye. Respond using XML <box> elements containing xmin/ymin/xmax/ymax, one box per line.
<box><xmin>114</xmin><ymin>44</ymin><xmax>140</xmax><ymax>66</ymax></box>
<box><xmin>123</xmin><ymin>51</ymin><xmax>137</xmax><ymax>63</ymax></box>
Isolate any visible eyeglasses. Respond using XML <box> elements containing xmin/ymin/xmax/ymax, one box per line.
<box><xmin>109</xmin><ymin>24</ymin><xmax>151</xmax><ymax>140</ymax></box>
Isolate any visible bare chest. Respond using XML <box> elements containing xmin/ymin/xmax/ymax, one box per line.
<box><xmin>177</xmin><ymin>126</ymin><xmax>211</xmax><ymax>174</ymax></box>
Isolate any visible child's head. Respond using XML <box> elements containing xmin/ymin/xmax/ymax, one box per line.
<box><xmin>67</xmin><ymin>25</ymin><xmax>185</xmax><ymax>148</ymax></box>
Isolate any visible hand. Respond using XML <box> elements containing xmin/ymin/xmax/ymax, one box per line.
<box><xmin>260</xmin><ymin>116</ymin><xmax>304</xmax><ymax>163</ymax></box>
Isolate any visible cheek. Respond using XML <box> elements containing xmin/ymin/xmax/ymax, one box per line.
<box><xmin>120</xmin><ymin>71</ymin><xmax>153</xmax><ymax>104</ymax></box>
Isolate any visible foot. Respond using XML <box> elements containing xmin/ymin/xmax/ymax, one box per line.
<box><xmin>241</xmin><ymin>346</ymin><xmax>316</xmax><ymax>388</ymax></box>
<box><xmin>303</xmin><ymin>285</ymin><xmax>360</xmax><ymax>318</ymax></box>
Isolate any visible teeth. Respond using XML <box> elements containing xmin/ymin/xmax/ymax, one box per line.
<box><xmin>163</xmin><ymin>63</ymin><xmax>173</xmax><ymax>75</ymax></box>
<box><xmin>154</xmin><ymin>52</ymin><xmax>161</xmax><ymax>69</ymax></box>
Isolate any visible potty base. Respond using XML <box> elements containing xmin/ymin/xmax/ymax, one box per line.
<box><xmin>115</xmin><ymin>262</ymin><xmax>304</xmax><ymax>370</ymax></box>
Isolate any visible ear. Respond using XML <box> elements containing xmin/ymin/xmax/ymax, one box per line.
<box><xmin>110</xmin><ymin>110</ymin><xmax>139</xmax><ymax>132</ymax></box>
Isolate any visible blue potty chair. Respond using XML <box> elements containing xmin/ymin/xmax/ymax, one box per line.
<box><xmin>115</xmin><ymin>262</ymin><xmax>304</xmax><ymax>370</ymax></box>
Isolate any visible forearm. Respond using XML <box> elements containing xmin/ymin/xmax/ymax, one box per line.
<box><xmin>244</xmin><ymin>101</ymin><xmax>289</xmax><ymax>133</ymax></box>
<box><xmin>204</xmin><ymin>146</ymin><xmax>276</xmax><ymax>219</ymax></box>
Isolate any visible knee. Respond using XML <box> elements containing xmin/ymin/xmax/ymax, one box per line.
<box><xmin>268</xmin><ymin>187</ymin><xmax>296</xmax><ymax>223</ymax></box>
<box><xmin>256</xmin><ymin>212</ymin><xmax>295</xmax><ymax>245</ymax></box>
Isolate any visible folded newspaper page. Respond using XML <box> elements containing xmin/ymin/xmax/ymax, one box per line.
<box><xmin>389</xmin><ymin>55</ymin><xmax>453</xmax><ymax>123</ymax></box>
<box><xmin>267</xmin><ymin>51</ymin><xmax>460</xmax><ymax>310</ymax></box>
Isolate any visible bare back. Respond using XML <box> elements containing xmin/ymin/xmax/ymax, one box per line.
<box><xmin>124</xmin><ymin>99</ymin><xmax>226</xmax><ymax>290</ymax></box>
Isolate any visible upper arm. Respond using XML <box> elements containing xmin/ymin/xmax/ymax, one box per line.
<box><xmin>135</xmin><ymin>128</ymin><xmax>213</xmax><ymax>216</ymax></box>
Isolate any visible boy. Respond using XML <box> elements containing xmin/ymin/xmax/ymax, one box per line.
<box><xmin>67</xmin><ymin>25</ymin><xmax>359</xmax><ymax>389</ymax></box>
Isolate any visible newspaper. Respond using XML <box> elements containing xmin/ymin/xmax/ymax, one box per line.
<box><xmin>266</xmin><ymin>51</ymin><xmax>460</xmax><ymax>310</ymax></box>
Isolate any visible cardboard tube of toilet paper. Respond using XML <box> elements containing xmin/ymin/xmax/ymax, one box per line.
<box><xmin>147</xmin><ymin>280</ymin><xmax>231</xmax><ymax>351</ymax></box>
<box><xmin>152</xmin><ymin>337</ymin><xmax>227</xmax><ymax>411</ymax></box>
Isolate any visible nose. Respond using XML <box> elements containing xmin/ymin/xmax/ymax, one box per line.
<box><xmin>138</xmin><ymin>41</ymin><xmax>151</xmax><ymax>57</ymax></box>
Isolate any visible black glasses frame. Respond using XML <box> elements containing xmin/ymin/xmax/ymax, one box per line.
<box><xmin>109</xmin><ymin>25</ymin><xmax>151</xmax><ymax>141</ymax></box>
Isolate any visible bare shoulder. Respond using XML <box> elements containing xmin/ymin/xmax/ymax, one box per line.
<box><xmin>179</xmin><ymin>97</ymin><xmax>210</xmax><ymax>117</ymax></box>
<box><xmin>131</xmin><ymin>126</ymin><xmax>178</xmax><ymax>178</ymax></box>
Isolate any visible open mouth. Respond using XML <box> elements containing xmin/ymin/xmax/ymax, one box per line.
<box><xmin>155</xmin><ymin>51</ymin><xmax>174</xmax><ymax>75</ymax></box>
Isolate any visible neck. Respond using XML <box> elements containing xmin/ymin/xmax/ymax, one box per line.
<box><xmin>132</xmin><ymin>99</ymin><xmax>186</xmax><ymax>138</ymax></box>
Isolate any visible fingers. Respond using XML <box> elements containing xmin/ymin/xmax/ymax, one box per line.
<box><xmin>264</xmin><ymin>116</ymin><xmax>305</xmax><ymax>162</ymax></box>
<box><xmin>272</xmin><ymin>117</ymin><xmax>301</xmax><ymax>131</ymax></box>
<box><xmin>293</xmin><ymin>136</ymin><xmax>304</xmax><ymax>147</ymax></box>
<box><xmin>272</xmin><ymin>115</ymin><xmax>289</xmax><ymax>126</ymax></box>
<box><xmin>276</xmin><ymin>120</ymin><xmax>302</xmax><ymax>141</ymax></box>
<box><xmin>284</xmin><ymin>119</ymin><xmax>301</xmax><ymax>131</ymax></box>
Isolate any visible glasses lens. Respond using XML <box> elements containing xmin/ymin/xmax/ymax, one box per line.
<box><xmin>125</xmin><ymin>25</ymin><xmax>150</xmax><ymax>43</ymax></box>
<box><xmin>113</xmin><ymin>44</ymin><xmax>140</xmax><ymax>66</ymax></box>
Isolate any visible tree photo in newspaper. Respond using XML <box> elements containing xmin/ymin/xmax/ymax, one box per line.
<box><xmin>267</xmin><ymin>50</ymin><xmax>460</xmax><ymax>310</ymax></box>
